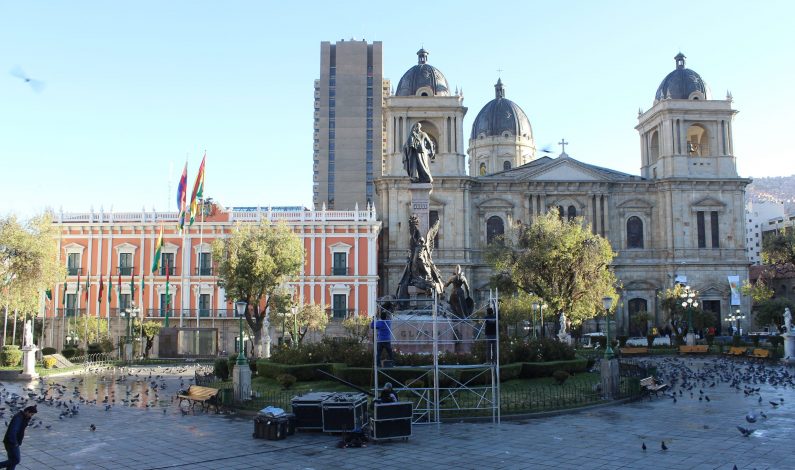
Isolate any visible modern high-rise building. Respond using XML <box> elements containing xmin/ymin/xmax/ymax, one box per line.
<box><xmin>313</xmin><ymin>40</ymin><xmax>387</xmax><ymax>210</ymax></box>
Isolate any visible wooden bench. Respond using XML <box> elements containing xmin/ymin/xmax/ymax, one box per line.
<box><xmin>177</xmin><ymin>385</ymin><xmax>221</xmax><ymax>413</ymax></box>
<box><xmin>724</xmin><ymin>346</ymin><xmax>747</xmax><ymax>357</ymax></box>
<box><xmin>679</xmin><ymin>345</ymin><xmax>709</xmax><ymax>354</ymax></box>
<box><xmin>749</xmin><ymin>348</ymin><xmax>771</xmax><ymax>359</ymax></box>
<box><xmin>620</xmin><ymin>347</ymin><xmax>648</xmax><ymax>356</ymax></box>
<box><xmin>639</xmin><ymin>377</ymin><xmax>668</xmax><ymax>398</ymax></box>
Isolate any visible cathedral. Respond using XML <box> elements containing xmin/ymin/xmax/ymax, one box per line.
<box><xmin>375</xmin><ymin>50</ymin><xmax>750</xmax><ymax>336</ymax></box>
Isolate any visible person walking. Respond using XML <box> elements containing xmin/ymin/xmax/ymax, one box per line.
<box><xmin>0</xmin><ymin>405</ymin><xmax>37</xmax><ymax>469</ymax></box>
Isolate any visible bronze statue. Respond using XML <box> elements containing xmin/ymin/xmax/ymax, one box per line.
<box><xmin>395</xmin><ymin>215</ymin><xmax>444</xmax><ymax>303</ymax></box>
<box><xmin>402</xmin><ymin>123</ymin><xmax>435</xmax><ymax>183</ymax></box>
<box><xmin>444</xmin><ymin>265</ymin><xmax>473</xmax><ymax>317</ymax></box>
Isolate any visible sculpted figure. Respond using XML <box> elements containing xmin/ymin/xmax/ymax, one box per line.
<box><xmin>444</xmin><ymin>265</ymin><xmax>473</xmax><ymax>317</ymax></box>
<box><xmin>396</xmin><ymin>215</ymin><xmax>444</xmax><ymax>302</ymax></box>
<box><xmin>402</xmin><ymin>123</ymin><xmax>435</xmax><ymax>183</ymax></box>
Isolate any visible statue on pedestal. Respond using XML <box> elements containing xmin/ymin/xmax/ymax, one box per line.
<box><xmin>396</xmin><ymin>215</ymin><xmax>444</xmax><ymax>303</ymax></box>
<box><xmin>402</xmin><ymin>123</ymin><xmax>436</xmax><ymax>184</ymax></box>
<box><xmin>444</xmin><ymin>265</ymin><xmax>473</xmax><ymax>317</ymax></box>
<box><xmin>785</xmin><ymin>307</ymin><xmax>792</xmax><ymax>333</ymax></box>
<box><xmin>23</xmin><ymin>320</ymin><xmax>34</xmax><ymax>348</ymax></box>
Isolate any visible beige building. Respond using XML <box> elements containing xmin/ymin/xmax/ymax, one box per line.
<box><xmin>313</xmin><ymin>40</ymin><xmax>389</xmax><ymax>210</ymax></box>
<box><xmin>376</xmin><ymin>51</ymin><xmax>751</xmax><ymax>336</ymax></box>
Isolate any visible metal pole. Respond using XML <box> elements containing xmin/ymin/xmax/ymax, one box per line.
<box><xmin>236</xmin><ymin>312</ymin><xmax>246</xmax><ymax>365</ymax></box>
<box><xmin>604</xmin><ymin>306</ymin><xmax>614</xmax><ymax>359</ymax></box>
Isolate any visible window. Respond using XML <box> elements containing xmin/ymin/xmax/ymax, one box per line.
<box><xmin>429</xmin><ymin>210</ymin><xmax>440</xmax><ymax>248</ymax></box>
<box><xmin>119</xmin><ymin>293</ymin><xmax>131</xmax><ymax>312</ymax></box>
<box><xmin>626</xmin><ymin>216</ymin><xmax>644</xmax><ymax>249</ymax></box>
<box><xmin>199</xmin><ymin>294</ymin><xmax>210</xmax><ymax>317</ymax></box>
<box><xmin>332</xmin><ymin>294</ymin><xmax>347</xmax><ymax>319</ymax></box>
<box><xmin>627</xmin><ymin>298</ymin><xmax>649</xmax><ymax>336</ymax></box>
<box><xmin>119</xmin><ymin>253</ymin><xmax>133</xmax><ymax>275</ymax></box>
<box><xmin>697</xmin><ymin>211</ymin><xmax>706</xmax><ymax>248</ymax></box>
<box><xmin>161</xmin><ymin>253</ymin><xmax>175</xmax><ymax>276</ymax></box>
<box><xmin>567</xmin><ymin>205</ymin><xmax>577</xmax><ymax>221</ymax></box>
<box><xmin>65</xmin><ymin>293</ymin><xmax>77</xmax><ymax>316</ymax></box>
<box><xmin>159</xmin><ymin>293</ymin><xmax>172</xmax><ymax>317</ymax></box>
<box><xmin>486</xmin><ymin>216</ymin><xmax>504</xmax><ymax>244</ymax></box>
<box><xmin>686</xmin><ymin>124</ymin><xmax>709</xmax><ymax>156</ymax></box>
<box><xmin>67</xmin><ymin>253</ymin><xmax>81</xmax><ymax>275</ymax></box>
<box><xmin>197</xmin><ymin>252</ymin><xmax>212</xmax><ymax>275</ymax></box>
<box><xmin>503</xmin><ymin>161</ymin><xmax>511</xmax><ymax>170</ymax></box>
<box><xmin>332</xmin><ymin>252</ymin><xmax>347</xmax><ymax>276</ymax></box>
<box><xmin>710</xmin><ymin>211</ymin><xmax>719</xmax><ymax>248</ymax></box>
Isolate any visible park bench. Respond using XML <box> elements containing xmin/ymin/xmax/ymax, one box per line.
<box><xmin>724</xmin><ymin>346</ymin><xmax>748</xmax><ymax>357</ymax></box>
<box><xmin>639</xmin><ymin>377</ymin><xmax>668</xmax><ymax>398</ymax></box>
<box><xmin>177</xmin><ymin>385</ymin><xmax>221</xmax><ymax>413</ymax></box>
<box><xmin>619</xmin><ymin>347</ymin><xmax>648</xmax><ymax>356</ymax></box>
<box><xmin>749</xmin><ymin>348</ymin><xmax>771</xmax><ymax>360</ymax></box>
<box><xmin>678</xmin><ymin>345</ymin><xmax>709</xmax><ymax>354</ymax></box>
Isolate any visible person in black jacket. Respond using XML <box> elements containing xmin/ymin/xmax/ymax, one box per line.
<box><xmin>0</xmin><ymin>405</ymin><xmax>37</xmax><ymax>469</ymax></box>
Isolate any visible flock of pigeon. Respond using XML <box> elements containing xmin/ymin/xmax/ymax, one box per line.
<box><xmin>0</xmin><ymin>364</ymin><xmax>212</xmax><ymax>436</ymax></box>
<box><xmin>633</xmin><ymin>356</ymin><xmax>793</xmax><ymax>464</ymax></box>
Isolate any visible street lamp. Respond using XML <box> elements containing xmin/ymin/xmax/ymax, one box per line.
<box><xmin>727</xmin><ymin>309</ymin><xmax>746</xmax><ymax>336</ymax></box>
<box><xmin>235</xmin><ymin>301</ymin><xmax>247</xmax><ymax>366</ymax></box>
<box><xmin>680</xmin><ymin>285</ymin><xmax>699</xmax><ymax>345</ymax></box>
<box><xmin>531</xmin><ymin>301</ymin><xmax>539</xmax><ymax>339</ymax></box>
<box><xmin>602</xmin><ymin>296</ymin><xmax>614</xmax><ymax>359</ymax></box>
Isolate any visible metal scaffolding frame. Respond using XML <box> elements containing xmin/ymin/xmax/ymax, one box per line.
<box><xmin>373</xmin><ymin>290</ymin><xmax>501</xmax><ymax>424</ymax></box>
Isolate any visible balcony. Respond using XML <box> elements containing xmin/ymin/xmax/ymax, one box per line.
<box><xmin>117</xmin><ymin>266</ymin><xmax>134</xmax><ymax>276</ymax></box>
<box><xmin>326</xmin><ymin>308</ymin><xmax>355</xmax><ymax>320</ymax></box>
<box><xmin>56</xmin><ymin>308</ymin><xmax>87</xmax><ymax>317</ymax></box>
<box><xmin>159</xmin><ymin>266</ymin><xmax>176</xmax><ymax>276</ymax></box>
<box><xmin>194</xmin><ymin>267</ymin><xmax>213</xmax><ymax>276</ymax></box>
<box><xmin>144</xmin><ymin>308</ymin><xmax>234</xmax><ymax>318</ymax></box>
<box><xmin>330</xmin><ymin>266</ymin><xmax>351</xmax><ymax>276</ymax></box>
<box><xmin>67</xmin><ymin>267</ymin><xmax>82</xmax><ymax>276</ymax></box>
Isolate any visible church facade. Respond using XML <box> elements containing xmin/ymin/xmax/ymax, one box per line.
<box><xmin>375</xmin><ymin>50</ymin><xmax>750</xmax><ymax>336</ymax></box>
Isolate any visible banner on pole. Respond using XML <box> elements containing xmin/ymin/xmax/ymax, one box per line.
<box><xmin>728</xmin><ymin>275</ymin><xmax>741</xmax><ymax>306</ymax></box>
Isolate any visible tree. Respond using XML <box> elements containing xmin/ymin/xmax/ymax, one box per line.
<box><xmin>761</xmin><ymin>230</ymin><xmax>795</xmax><ymax>266</ymax></box>
<box><xmin>0</xmin><ymin>214</ymin><xmax>65</xmax><ymax>343</ymax></box>
<box><xmin>133</xmin><ymin>319</ymin><xmax>162</xmax><ymax>358</ymax></box>
<box><xmin>270</xmin><ymin>303</ymin><xmax>329</xmax><ymax>344</ymax></box>
<box><xmin>752</xmin><ymin>298</ymin><xmax>794</xmax><ymax>331</ymax></box>
<box><xmin>342</xmin><ymin>314</ymin><xmax>371</xmax><ymax>343</ymax></box>
<box><xmin>487</xmin><ymin>211</ymin><xmax>617</xmax><ymax>327</ymax></box>
<box><xmin>498</xmin><ymin>292</ymin><xmax>540</xmax><ymax>338</ymax></box>
<box><xmin>740</xmin><ymin>278</ymin><xmax>774</xmax><ymax>304</ymax></box>
<box><xmin>212</xmin><ymin>222</ymin><xmax>304</xmax><ymax>358</ymax></box>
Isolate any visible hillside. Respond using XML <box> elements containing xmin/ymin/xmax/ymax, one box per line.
<box><xmin>746</xmin><ymin>175</ymin><xmax>795</xmax><ymax>213</ymax></box>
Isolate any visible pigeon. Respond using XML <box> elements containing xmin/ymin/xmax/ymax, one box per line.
<box><xmin>661</xmin><ymin>441</ymin><xmax>668</xmax><ymax>451</ymax></box>
<box><xmin>760</xmin><ymin>411</ymin><xmax>767</xmax><ymax>419</ymax></box>
<box><xmin>89</xmin><ymin>424</ymin><xmax>96</xmax><ymax>432</ymax></box>
<box><xmin>704</xmin><ymin>395</ymin><xmax>710</xmax><ymax>402</ymax></box>
<box><xmin>642</xmin><ymin>442</ymin><xmax>646</xmax><ymax>451</ymax></box>
<box><xmin>745</xmin><ymin>412</ymin><xmax>757</xmax><ymax>423</ymax></box>
<box><xmin>736</xmin><ymin>426</ymin><xmax>754</xmax><ymax>437</ymax></box>
<box><xmin>769</xmin><ymin>401</ymin><xmax>780</xmax><ymax>408</ymax></box>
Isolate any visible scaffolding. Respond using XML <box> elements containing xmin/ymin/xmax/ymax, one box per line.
<box><xmin>373</xmin><ymin>290</ymin><xmax>501</xmax><ymax>424</ymax></box>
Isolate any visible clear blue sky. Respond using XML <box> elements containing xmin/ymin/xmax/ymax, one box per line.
<box><xmin>1</xmin><ymin>0</ymin><xmax>793</xmax><ymax>218</ymax></box>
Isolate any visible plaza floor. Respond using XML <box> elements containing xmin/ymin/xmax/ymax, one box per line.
<box><xmin>3</xmin><ymin>358</ymin><xmax>793</xmax><ymax>470</ymax></box>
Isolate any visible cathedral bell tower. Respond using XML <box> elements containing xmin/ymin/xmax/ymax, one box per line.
<box><xmin>636</xmin><ymin>53</ymin><xmax>738</xmax><ymax>180</ymax></box>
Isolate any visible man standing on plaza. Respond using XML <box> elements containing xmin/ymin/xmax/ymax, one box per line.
<box><xmin>0</xmin><ymin>405</ymin><xmax>37</xmax><ymax>469</ymax></box>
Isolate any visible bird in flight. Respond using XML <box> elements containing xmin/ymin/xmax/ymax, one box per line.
<box><xmin>9</xmin><ymin>66</ymin><xmax>45</xmax><ymax>92</ymax></box>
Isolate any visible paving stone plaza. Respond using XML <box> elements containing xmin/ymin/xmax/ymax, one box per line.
<box><xmin>1</xmin><ymin>358</ymin><xmax>791</xmax><ymax>470</ymax></box>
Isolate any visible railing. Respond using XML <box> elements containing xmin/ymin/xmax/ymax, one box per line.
<box><xmin>144</xmin><ymin>308</ymin><xmax>234</xmax><ymax>318</ymax></box>
<box><xmin>330</xmin><ymin>266</ymin><xmax>351</xmax><ymax>276</ymax></box>
<box><xmin>194</xmin><ymin>267</ymin><xmax>213</xmax><ymax>276</ymax></box>
<box><xmin>117</xmin><ymin>266</ymin><xmax>134</xmax><ymax>276</ymax></box>
<box><xmin>326</xmin><ymin>308</ymin><xmax>356</xmax><ymax>319</ymax></box>
<box><xmin>159</xmin><ymin>266</ymin><xmax>176</xmax><ymax>276</ymax></box>
<box><xmin>55</xmin><ymin>308</ymin><xmax>87</xmax><ymax>317</ymax></box>
<box><xmin>67</xmin><ymin>267</ymin><xmax>82</xmax><ymax>276</ymax></box>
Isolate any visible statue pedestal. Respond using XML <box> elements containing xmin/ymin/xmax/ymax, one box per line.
<box><xmin>233</xmin><ymin>360</ymin><xmax>252</xmax><ymax>400</ymax></box>
<box><xmin>686</xmin><ymin>333</ymin><xmax>696</xmax><ymax>346</ymax></box>
<box><xmin>408</xmin><ymin>183</ymin><xmax>433</xmax><ymax>234</ymax></box>
<box><xmin>783</xmin><ymin>333</ymin><xmax>795</xmax><ymax>365</ymax></box>
<box><xmin>557</xmin><ymin>333</ymin><xmax>572</xmax><ymax>346</ymax></box>
<box><xmin>124</xmin><ymin>342</ymin><xmax>134</xmax><ymax>362</ymax></box>
<box><xmin>20</xmin><ymin>346</ymin><xmax>39</xmax><ymax>380</ymax></box>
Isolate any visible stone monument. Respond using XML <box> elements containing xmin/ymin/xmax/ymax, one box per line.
<box><xmin>20</xmin><ymin>319</ymin><xmax>39</xmax><ymax>380</ymax></box>
<box><xmin>783</xmin><ymin>307</ymin><xmax>794</xmax><ymax>365</ymax></box>
<box><xmin>557</xmin><ymin>311</ymin><xmax>572</xmax><ymax>345</ymax></box>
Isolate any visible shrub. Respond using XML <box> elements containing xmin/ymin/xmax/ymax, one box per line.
<box><xmin>0</xmin><ymin>345</ymin><xmax>22</xmax><ymax>367</ymax></box>
<box><xmin>42</xmin><ymin>356</ymin><xmax>57</xmax><ymax>369</ymax></box>
<box><xmin>499</xmin><ymin>363</ymin><xmax>522</xmax><ymax>382</ymax></box>
<box><xmin>249</xmin><ymin>358</ymin><xmax>258</xmax><ymax>376</ymax></box>
<box><xmin>256</xmin><ymin>361</ymin><xmax>338</xmax><ymax>381</ymax></box>
<box><xmin>617</xmin><ymin>335</ymin><xmax>629</xmax><ymax>348</ymax></box>
<box><xmin>337</xmin><ymin>367</ymin><xmax>373</xmax><ymax>387</ymax></box>
<box><xmin>99</xmin><ymin>338</ymin><xmax>115</xmax><ymax>353</ymax></box>
<box><xmin>520</xmin><ymin>359</ymin><xmax>588</xmax><ymax>378</ymax></box>
<box><xmin>752</xmin><ymin>335</ymin><xmax>761</xmax><ymax>347</ymax></box>
<box><xmin>213</xmin><ymin>358</ymin><xmax>230</xmax><ymax>381</ymax></box>
<box><xmin>705</xmin><ymin>334</ymin><xmax>715</xmax><ymax>346</ymax></box>
<box><xmin>552</xmin><ymin>370</ymin><xmax>570</xmax><ymax>385</ymax></box>
<box><xmin>595</xmin><ymin>336</ymin><xmax>607</xmax><ymax>350</ymax></box>
<box><xmin>87</xmin><ymin>343</ymin><xmax>103</xmax><ymax>355</ymax></box>
<box><xmin>646</xmin><ymin>335</ymin><xmax>656</xmax><ymax>348</ymax></box>
<box><xmin>277</xmin><ymin>373</ymin><xmax>297</xmax><ymax>389</ymax></box>
<box><xmin>61</xmin><ymin>347</ymin><xmax>77</xmax><ymax>359</ymax></box>
<box><xmin>732</xmin><ymin>335</ymin><xmax>743</xmax><ymax>347</ymax></box>
<box><xmin>41</xmin><ymin>347</ymin><xmax>56</xmax><ymax>356</ymax></box>
<box><xmin>769</xmin><ymin>336</ymin><xmax>784</xmax><ymax>348</ymax></box>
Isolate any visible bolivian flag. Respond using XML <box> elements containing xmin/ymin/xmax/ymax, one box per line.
<box><xmin>190</xmin><ymin>153</ymin><xmax>205</xmax><ymax>226</ymax></box>
<box><xmin>151</xmin><ymin>226</ymin><xmax>164</xmax><ymax>274</ymax></box>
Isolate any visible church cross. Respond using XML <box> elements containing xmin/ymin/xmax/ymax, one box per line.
<box><xmin>558</xmin><ymin>138</ymin><xmax>569</xmax><ymax>154</ymax></box>
<box><xmin>497</xmin><ymin>68</ymin><xmax>503</xmax><ymax>75</ymax></box>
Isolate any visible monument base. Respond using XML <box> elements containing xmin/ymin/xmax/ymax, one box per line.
<box><xmin>20</xmin><ymin>346</ymin><xmax>39</xmax><ymax>380</ymax></box>
<box><xmin>686</xmin><ymin>333</ymin><xmax>696</xmax><ymax>346</ymax></box>
<box><xmin>233</xmin><ymin>361</ymin><xmax>252</xmax><ymax>400</ymax></box>
<box><xmin>408</xmin><ymin>183</ymin><xmax>433</xmax><ymax>235</ymax></box>
<box><xmin>600</xmin><ymin>358</ymin><xmax>619</xmax><ymax>399</ymax></box>
<box><xmin>783</xmin><ymin>333</ymin><xmax>795</xmax><ymax>365</ymax></box>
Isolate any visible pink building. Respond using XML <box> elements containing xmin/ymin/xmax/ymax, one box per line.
<box><xmin>48</xmin><ymin>202</ymin><xmax>381</xmax><ymax>355</ymax></box>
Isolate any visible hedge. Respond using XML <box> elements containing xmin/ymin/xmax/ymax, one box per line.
<box><xmin>499</xmin><ymin>363</ymin><xmax>522</xmax><ymax>381</ymax></box>
<box><xmin>519</xmin><ymin>359</ymin><xmax>588</xmax><ymax>378</ymax></box>
<box><xmin>337</xmin><ymin>367</ymin><xmax>373</xmax><ymax>387</ymax></box>
<box><xmin>256</xmin><ymin>361</ymin><xmax>341</xmax><ymax>381</ymax></box>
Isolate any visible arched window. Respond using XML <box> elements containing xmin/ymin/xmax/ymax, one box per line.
<box><xmin>649</xmin><ymin>131</ymin><xmax>659</xmax><ymax>162</ymax></box>
<box><xmin>626</xmin><ymin>216</ymin><xmax>644</xmax><ymax>249</ymax></box>
<box><xmin>686</xmin><ymin>124</ymin><xmax>709</xmax><ymax>156</ymax></box>
<box><xmin>486</xmin><ymin>216</ymin><xmax>504</xmax><ymax>244</ymax></box>
<box><xmin>567</xmin><ymin>205</ymin><xmax>577</xmax><ymax>221</ymax></box>
<box><xmin>628</xmin><ymin>298</ymin><xmax>649</xmax><ymax>336</ymax></box>
<box><xmin>479</xmin><ymin>162</ymin><xmax>487</xmax><ymax>176</ymax></box>
<box><xmin>503</xmin><ymin>161</ymin><xmax>511</xmax><ymax>171</ymax></box>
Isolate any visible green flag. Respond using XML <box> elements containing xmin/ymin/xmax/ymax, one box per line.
<box><xmin>62</xmin><ymin>282</ymin><xmax>67</xmax><ymax>306</ymax></box>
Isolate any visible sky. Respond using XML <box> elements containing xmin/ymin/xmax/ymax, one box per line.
<box><xmin>1</xmin><ymin>0</ymin><xmax>793</xmax><ymax>219</ymax></box>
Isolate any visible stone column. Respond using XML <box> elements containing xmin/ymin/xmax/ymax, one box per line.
<box><xmin>600</xmin><ymin>358</ymin><xmax>619</xmax><ymax>399</ymax></box>
<box><xmin>783</xmin><ymin>332</ymin><xmax>795</xmax><ymax>365</ymax></box>
<box><xmin>233</xmin><ymin>359</ymin><xmax>252</xmax><ymax>400</ymax></box>
<box><xmin>409</xmin><ymin>183</ymin><xmax>433</xmax><ymax>234</ymax></box>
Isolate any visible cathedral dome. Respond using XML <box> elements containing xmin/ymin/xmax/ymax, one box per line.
<box><xmin>470</xmin><ymin>79</ymin><xmax>532</xmax><ymax>139</ymax></box>
<box><xmin>654</xmin><ymin>53</ymin><xmax>710</xmax><ymax>102</ymax></box>
<box><xmin>395</xmin><ymin>48</ymin><xmax>450</xmax><ymax>96</ymax></box>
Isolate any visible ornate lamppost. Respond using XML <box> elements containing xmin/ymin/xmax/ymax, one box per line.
<box><xmin>680</xmin><ymin>285</ymin><xmax>699</xmax><ymax>345</ymax></box>
<box><xmin>602</xmin><ymin>296</ymin><xmax>614</xmax><ymax>359</ymax></box>
<box><xmin>726</xmin><ymin>309</ymin><xmax>745</xmax><ymax>336</ymax></box>
<box><xmin>233</xmin><ymin>300</ymin><xmax>251</xmax><ymax>400</ymax></box>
